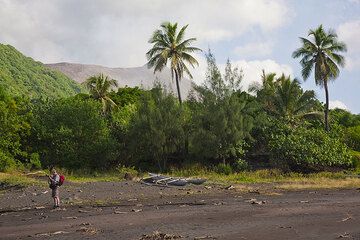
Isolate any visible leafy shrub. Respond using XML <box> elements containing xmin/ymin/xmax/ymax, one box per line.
<box><xmin>350</xmin><ymin>150</ymin><xmax>360</xmax><ymax>173</ymax></box>
<box><xmin>268</xmin><ymin>124</ymin><xmax>352</xmax><ymax>172</ymax></box>
<box><xmin>233</xmin><ymin>159</ymin><xmax>249</xmax><ymax>172</ymax></box>
<box><xmin>345</xmin><ymin>126</ymin><xmax>360</xmax><ymax>151</ymax></box>
<box><xmin>0</xmin><ymin>151</ymin><xmax>18</xmax><ymax>172</ymax></box>
<box><xmin>0</xmin><ymin>86</ymin><xmax>33</xmax><ymax>171</ymax></box>
<box><xmin>116</xmin><ymin>165</ymin><xmax>138</xmax><ymax>177</ymax></box>
<box><xmin>32</xmin><ymin>98</ymin><xmax>118</xmax><ymax>170</ymax></box>
<box><xmin>28</xmin><ymin>153</ymin><xmax>41</xmax><ymax>170</ymax></box>
<box><xmin>214</xmin><ymin>163</ymin><xmax>233</xmax><ymax>175</ymax></box>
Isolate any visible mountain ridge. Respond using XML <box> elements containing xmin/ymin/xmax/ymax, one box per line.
<box><xmin>45</xmin><ymin>62</ymin><xmax>194</xmax><ymax>98</ymax></box>
<box><xmin>0</xmin><ymin>44</ymin><xmax>83</xmax><ymax>99</ymax></box>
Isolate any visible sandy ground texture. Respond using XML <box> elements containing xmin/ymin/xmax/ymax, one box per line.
<box><xmin>1</xmin><ymin>181</ymin><xmax>360</xmax><ymax>240</ymax></box>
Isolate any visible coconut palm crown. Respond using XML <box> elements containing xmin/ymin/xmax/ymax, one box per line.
<box><xmin>292</xmin><ymin>25</ymin><xmax>347</xmax><ymax>131</ymax></box>
<box><xmin>146</xmin><ymin>22</ymin><xmax>201</xmax><ymax>104</ymax></box>
<box><xmin>84</xmin><ymin>73</ymin><xmax>118</xmax><ymax>113</ymax></box>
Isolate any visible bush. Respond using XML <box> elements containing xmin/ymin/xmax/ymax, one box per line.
<box><xmin>116</xmin><ymin>165</ymin><xmax>138</xmax><ymax>177</ymax></box>
<box><xmin>350</xmin><ymin>150</ymin><xmax>360</xmax><ymax>173</ymax></box>
<box><xmin>28</xmin><ymin>153</ymin><xmax>41</xmax><ymax>170</ymax></box>
<box><xmin>268</xmin><ymin>124</ymin><xmax>352</xmax><ymax>172</ymax></box>
<box><xmin>345</xmin><ymin>126</ymin><xmax>360</xmax><ymax>151</ymax></box>
<box><xmin>214</xmin><ymin>163</ymin><xmax>233</xmax><ymax>175</ymax></box>
<box><xmin>233</xmin><ymin>159</ymin><xmax>249</xmax><ymax>172</ymax></box>
<box><xmin>32</xmin><ymin>98</ymin><xmax>118</xmax><ymax>170</ymax></box>
<box><xmin>0</xmin><ymin>151</ymin><xmax>18</xmax><ymax>172</ymax></box>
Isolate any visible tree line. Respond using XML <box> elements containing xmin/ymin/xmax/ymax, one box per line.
<box><xmin>0</xmin><ymin>22</ymin><xmax>359</xmax><ymax>174</ymax></box>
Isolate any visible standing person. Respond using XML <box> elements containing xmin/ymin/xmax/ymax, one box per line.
<box><xmin>48</xmin><ymin>168</ymin><xmax>60</xmax><ymax>208</ymax></box>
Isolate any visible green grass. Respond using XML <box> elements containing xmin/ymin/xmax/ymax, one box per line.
<box><xmin>59</xmin><ymin>166</ymin><xmax>139</xmax><ymax>183</ymax></box>
<box><xmin>66</xmin><ymin>174</ymin><xmax>124</xmax><ymax>183</ymax></box>
<box><xmin>2</xmin><ymin>166</ymin><xmax>359</xmax><ymax>191</ymax></box>
<box><xmin>0</xmin><ymin>172</ymin><xmax>45</xmax><ymax>189</ymax></box>
<box><xmin>169</xmin><ymin>167</ymin><xmax>360</xmax><ymax>190</ymax></box>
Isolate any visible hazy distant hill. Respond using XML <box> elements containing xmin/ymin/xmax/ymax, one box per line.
<box><xmin>0</xmin><ymin>44</ymin><xmax>82</xmax><ymax>99</ymax></box>
<box><xmin>46</xmin><ymin>62</ymin><xmax>194</xmax><ymax>98</ymax></box>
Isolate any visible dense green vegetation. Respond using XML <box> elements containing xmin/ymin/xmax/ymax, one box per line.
<box><xmin>1</xmin><ymin>23</ymin><xmax>359</xmax><ymax>175</ymax></box>
<box><xmin>0</xmin><ymin>44</ymin><xmax>83</xmax><ymax>99</ymax></box>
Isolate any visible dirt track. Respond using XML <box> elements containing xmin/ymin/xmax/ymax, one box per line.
<box><xmin>1</xmin><ymin>181</ymin><xmax>360</xmax><ymax>239</ymax></box>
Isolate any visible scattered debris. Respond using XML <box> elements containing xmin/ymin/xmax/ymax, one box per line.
<box><xmin>78</xmin><ymin>209</ymin><xmax>90</xmax><ymax>213</ymax></box>
<box><xmin>77</xmin><ymin>226</ymin><xmax>98</xmax><ymax>235</ymax></box>
<box><xmin>41</xmin><ymin>191</ymin><xmax>48</xmax><ymax>194</ymax></box>
<box><xmin>278</xmin><ymin>225</ymin><xmax>293</xmax><ymax>229</ymax></box>
<box><xmin>132</xmin><ymin>208</ymin><xmax>143</xmax><ymax>213</ymax></box>
<box><xmin>246</xmin><ymin>199</ymin><xmax>266</xmax><ymax>205</ymax></box>
<box><xmin>35</xmin><ymin>231</ymin><xmax>69</xmax><ymax>237</ymax></box>
<box><xmin>124</xmin><ymin>172</ymin><xmax>134</xmax><ymax>181</ymax></box>
<box><xmin>340</xmin><ymin>214</ymin><xmax>353</xmax><ymax>222</ymax></box>
<box><xmin>63</xmin><ymin>216</ymin><xmax>77</xmax><ymax>219</ymax></box>
<box><xmin>139</xmin><ymin>231</ymin><xmax>183</xmax><ymax>240</ymax></box>
<box><xmin>51</xmin><ymin>207</ymin><xmax>66</xmax><ymax>212</ymax></box>
<box><xmin>225</xmin><ymin>185</ymin><xmax>235</xmax><ymax>190</ymax></box>
<box><xmin>248</xmin><ymin>189</ymin><xmax>260</xmax><ymax>194</ymax></box>
<box><xmin>300</xmin><ymin>200</ymin><xmax>309</xmax><ymax>203</ymax></box>
<box><xmin>34</xmin><ymin>206</ymin><xmax>45</xmax><ymax>210</ymax></box>
<box><xmin>341</xmin><ymin>216</ymin><xmax>352</xmax><ymax>222</ymax></box>
<box><xmin>128</xmin><ymin>198</ymin><xmax>138</xmax><ymax>202</ymax></box>
<box><xmin>204</xmin><ymin>186</ymin><xmax>212</xmax><ymax>189</ymax></box>
<box><xmin>19</xmin><ymin>207</ymin><xmax>31</xmax><ymax>211</ymax></box>
<box><xmin>114</xmin><ymin>210</ymin><xmax>127</xmax><ymax>214</ymax></box>
<box><xmin>194</xmin><ymin>236</ymin><xmax>217</xmax><ymax>239</ymax></box>
<box><xmin>80</xmin><ymin>222</ymin><xmax>91</xmax><ymax>226</ymax></box>
<box><xmin>337</xmin><ymin>232</ymin><xmax>351</xmax><ymax>238</ymax></box>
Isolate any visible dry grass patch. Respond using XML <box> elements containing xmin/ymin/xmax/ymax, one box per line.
<box><xmin>277</xmin><ymin>177</ymin><xmax>360</xmax><ymax>190</ymax></box>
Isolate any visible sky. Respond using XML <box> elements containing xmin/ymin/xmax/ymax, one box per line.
<box><xmin>0</xmin><ymin>0</ymin><xmax>359</xmax><ymax>113</ymax></box>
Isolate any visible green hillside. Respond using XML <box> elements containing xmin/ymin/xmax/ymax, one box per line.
<box><xmin>0</xmin><ymin>44</ymin><xmax>83</xmax><ymax>99</ymax></box>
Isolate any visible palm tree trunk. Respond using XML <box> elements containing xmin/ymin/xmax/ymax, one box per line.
<box><xmin>174</xmin><ymin>70</ymin><xmax>182</xmax><ymax>105</ymax></box>
<box><xmin>324</xmin><ymin>79</ymin><xmax>330</xmax><ymax>131</ymax></box>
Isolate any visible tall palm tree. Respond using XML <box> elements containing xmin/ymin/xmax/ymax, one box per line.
<box><xmin>146</xmin><ymin>22</ymin><xmax>201</xmax><ymax>104</ymax></box>
<box><xmin>292</xmin><ymin>25</ymin><xmax>347</xmax><ymax>131</ymax></box>
<box><xmin>83</xmin><ymin>73</ymin><xmax>118</xmax><ymax>113</ymax></box>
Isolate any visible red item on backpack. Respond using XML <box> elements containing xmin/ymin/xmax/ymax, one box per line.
<box><xmin>59</xmin><ymin>175</ymin><xmax>65</xmax><ymax>186</ymax></box>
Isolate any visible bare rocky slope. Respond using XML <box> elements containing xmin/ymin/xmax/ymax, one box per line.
<box><xmin>46</xmin><ymin>62</ymin><xmax>194</xmax><ymax>98</ymax></box>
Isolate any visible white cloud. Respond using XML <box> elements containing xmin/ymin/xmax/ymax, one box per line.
<box><xmin>0</xmin><ymin>0</ymin><xmax>291</xmax><ymax>67</ymax></box>
<box><xmin>337</xmin><ymin>19</ymin><xmax>360</xmax><ymax>71</ymax></box>
<box><xmin>234</xmin><ymin>41</ymin><xmax>274</xmax><ymax>58</ymax></box>
<box><xmin>329</xmin><ymin>100</ymin><xmax>348</xmax><ymax>110</ymax></box>
<box><xmin>230</xmin><ymin>59</ymin><xmax>293</xmax><ymax>91</ymax></box>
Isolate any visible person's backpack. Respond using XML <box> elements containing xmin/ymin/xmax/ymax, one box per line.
<box><xmin>58</xmin><ymin>175</ymin><xmax>65</xmax><ymax>186</ymax></box>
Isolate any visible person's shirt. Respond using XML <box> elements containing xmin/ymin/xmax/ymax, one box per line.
<box><xmin>50</xmin><ymin>174</ymin><xmax>60</xmax><ymax>185</ymax></box>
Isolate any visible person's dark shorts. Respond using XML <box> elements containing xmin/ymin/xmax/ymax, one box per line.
<box><xmin>51</xmin><ymin>186</ymin><xmax>59</xmax><ymax>198</ymax></box>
